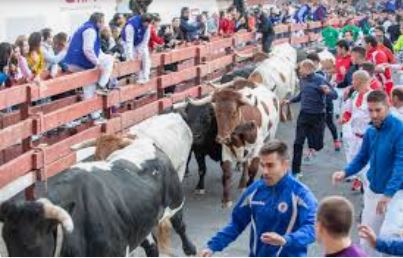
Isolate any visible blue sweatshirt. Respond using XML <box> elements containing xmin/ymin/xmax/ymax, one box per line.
<box><xmin>290</xmin><ymin>73</ymin><xmax>337</xmax><ymax>114</ymax></box>
<box><xmin>376</xmin><ymin>238</ymin><xmax>403</xmax><ymax>256</ymax></box>
<box><xmin>206</xmin><ymin>174</ymin><xmax>317</xmax><ymax>257</ymax></box>
<box><xmin>345</xmin><ymin>114</ymin><xmax>403</xmax><ymax>197</ymax></box>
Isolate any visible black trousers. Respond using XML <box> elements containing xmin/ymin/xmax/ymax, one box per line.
<box><xmin>292</xmin><ymin>112</ymin><xmax>325</xmax><ymax>174</ymax></box>
<box><xmin>262</xmin><ymin>34</ymin><xmax>275</xmax><ymax>54</ymax></box>
<box><xmin>325</xmin><ymin>111</ymin><xmax>338</xmax><ymax>141</ymax></box>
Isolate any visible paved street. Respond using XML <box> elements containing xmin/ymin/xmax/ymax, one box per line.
<box><xmin>0</xmin><ymin>106</ymin><xmax>364</xmax><ymax>257</ymax></box>
<box><xmin>139</xmin><ymin>106</ymin><xmax>363</xmax><ymax>257</ymax></box>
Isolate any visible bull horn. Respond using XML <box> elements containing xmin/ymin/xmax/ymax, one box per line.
<box><xmin>172</xmin><ymin>101</ymin><xmax>189</xmax><ymax>110</ymax></box>
<box><xmin>187</xmin><ymin>95</ymin><xmax>213</xmax><ymax>106</ymax></box>
<box><xmin>70</xmin><ymin>138</ymin><xmax>97</xmax><ymax>151</ymax></box>
<box><xmin>208</xmin><ymin>80</ymin><xmax>234</xmax><ymax>90</ymax></box>
<box><xmin>38</xmin><ymin>198</ymin><xmax>74</xmax><ymax>233</ymax></box>
<box><xmin>233</xmin><ymin>50</ymin><xmax>254</xmax><ymax>59</ymax></box>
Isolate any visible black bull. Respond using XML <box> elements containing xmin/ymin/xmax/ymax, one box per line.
<box><xmin>0</xmin><ymin>149</ymin><xmax>196</xmax><ymax>256</ymax></box>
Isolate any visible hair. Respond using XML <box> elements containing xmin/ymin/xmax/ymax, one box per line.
<box><xmin>374</xmin><ymin>25</ymin><xmax>385</xmax><ymax>34</ymax></box>
<box><xmin>150</xmin><ymin>13</ymin><xmax>161</xmax><ymax>23</ymax></box>
<box><xmin>14</xmin><ymin>35</ymin><xmax>28</xmax><ymax>54</ymax></box>
<box><xmin>392</xmin><ymin>87</ymin><xmax>403</xmax><ymax>102</ymax></box>
<box><xmin>41</xmin><ymin>28</ymin><xmax>52</xmax><ymax>41</ymax></box>
<box><xmin>300</xmin><ymin>59</ymin><xmax>316</xmax><ymax>71</ymax></box>
<box><xmin>181</xmin><ymin>7</ymin><xmax>190</xmax><ymax>17</ymax></box>
<box><xmin>28</xmin><ymin>32</ymin><xmax>42</xmax><ymax>53</ymax></box>
<box><xmin>367</xmin><ymin>90</ymin><xmax>388</xmax><ymax>105</ymax></box>
<box><xmin>89</xmin><ymin>12</ymin><xmax>105</xmax><ymax>24</ymax></box>
<box><xmin>53</xmin><ymin>32</ymin><xmax>68</xmax><ymax>45</ymax></box>
<box><xmin>259</xmin><ymin>139</ymin><xmax>289</xmax><ymax>160</ymax></box>
<box><xmin>364</xmin><ymin>35</ymin><xmax>378</xmax><ymax>48</ymax></box>
<box><xmin>336</xmin><ymin>40</ymin><xmax>349</xmax><ymax>51</ymax></box>
<box><xmin>353</xmin><ymin>70</ymin><xmax>370</xmax><ymax>84</ymax></box>
<box><xmin>306</xmin><ymin>52</ymin><xmax>320</xmax><ymax>63</ymax></box>
<box><xmin>344</xmin><ymin>30</ymin><xmax>353</xmax><ymax>36</ymax></box>
<box><xmin>351</xmin><ymin>46</ymin><xmax>366</xmax><ymax>57</ymax></box>
<box><xmin>360</xmin><ymin>62</ymin><xmax>375</xmax><ymax>76</ymax></box>
<box><xmin>0</xmin><ymin>42</ymin><xmax>13</xmax><ymax>71</ymax></box>
<box><xmin>317</xmin><ymin>196</ymin><xmax>354</xmax><ymax>238</ymax></box>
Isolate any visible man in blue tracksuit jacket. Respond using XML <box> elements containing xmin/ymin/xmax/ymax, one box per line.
<box><xmin>333</xmin><ymin>90</ymin><xmax>403</xmax><ymax>256</ymax></box>
<box><xmin>202</xmin><ymin>140</ymin><xmax>317</xmax><ymax>257</ymax></box>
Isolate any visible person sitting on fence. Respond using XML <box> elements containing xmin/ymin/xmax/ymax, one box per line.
<box><xmin>41</xmin><ymin>28</ymin><xmax>67</xmax><ymax>78</ymax></box>
<box><xmin>122</xmin><ymin>13</ymin><xmax>153</xmax><ymax>84</ymax></box>
<box><xmin>63</xmin><ymin>12</ymin><xmax>115</xmax><ymax>124</ymax></box>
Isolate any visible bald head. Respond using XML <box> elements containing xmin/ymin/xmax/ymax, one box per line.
<box><xmin>352</xmin><ymin>70</ymin><xmax>370</xmax><ymax>91</ymax></box>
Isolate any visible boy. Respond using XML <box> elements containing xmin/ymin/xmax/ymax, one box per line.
<box><xmin>316</xmin><ymin>196</ymin><xmax>367</xmax><ymax>257</ymax></box>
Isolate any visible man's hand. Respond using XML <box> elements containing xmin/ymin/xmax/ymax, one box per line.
<box><xmin>358</xmin><ymin>225</ymin><xmax>377</xmax><ymax>248</ymax></box>
<box><xmin>261</xmin><ymin>232</ymin><xmax>286</xmax><ymax>246</ymax></box>
<box><xmin>281</xmin><ymin>99</ymin><xmax>290</xmax><ymax>105</ymax></box>
<box><xmin>321</xmin><ymin>85</ymin><xmax>331</xmax><ymax>95</ymax></box>
<box><xmin>332</xmin><ymin>171</ymin><xmax>346</xmax><ymax>185</ymax></box>
<box><xmin>376</xmin><ymin>195</ymin><xmax>391</xmax><ymax>215</ymax></box>
<box><xmin>200</xmin><ymin>249</ymin><xmax>213</xmax><ymax>257</ymax></box>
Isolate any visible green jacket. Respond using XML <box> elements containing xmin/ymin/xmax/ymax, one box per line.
<box><xmin>322</xmin><ymin>26</ymin><xmax>339</xmax><ymax>49</ymax></box>
<box><xmin>340</xmin><ymin>25</ymin><xmax>362</xmax><ymax>42</ymax></box>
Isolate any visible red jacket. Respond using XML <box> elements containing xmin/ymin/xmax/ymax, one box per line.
<box><xmin>219</xmin><ymin>18</ymin><xmax>235</xmax><ymax>35</ymax></box>
<box><xmin>149</xmin><ymin>26</ymin><xmax>164</xmax><ymax>51</ymax></box>
<box><xmin>335</xmin><ymin>54</ymin><xmax>352</xmax><ymax>83</ymax></box>
<box><xmin>367</xmin><ymin>46</ymin><xmax>394</xmax><ymax>95</ymax></box>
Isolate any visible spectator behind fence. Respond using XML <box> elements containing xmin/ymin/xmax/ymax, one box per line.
<box><xmin>121</xmin><ymin>13</ymin><xmax>152</xmax><ymax>84</ymax></box>
<box><xmin>316</xmin><ymin>196</ymin><xmax>367</xmax><ymax>257</ymax></box>
<box><xmin>6</xmin><ymin>45</ymin><xmax>25</xmax><ymax>87</ymax></box>
<box><xmin>109</xmin><ymin>13</ymin><xmax>126</xmax><ymax>30</ymax></box>
<box><xmin>14</xmin><ymin>35</ymin><xmax>33</xmax><ymax>81</ymax></box>
<box><xmin>257</xmin><ymin>12</ymin><xmax>275</xmax><ymax>54</ymax></box>
<box><xmin>205</xmin><ymin>12</ymin><xmax>218</xmax><ymax>35</ymax></box>
<box><xmin>63</xmin><ymin>12</ymin><xmax>115</xmax><ymax>124</ymax></box>
<box><xmin>41</xmin><ymin>28</ymin><xmax>67</xmax><ymax>78</ymax></box>
<box><xmin>180</xmin><ymin>7</ymin><xmax>201</xmax><ymax>41</ymax></box>
<box><xmin>27</xmin><ymin>32</ymin><xmax>45</xmax><ymax>83</ymax></box>
<box><xmin>0</xmin><ymin>42</ymin><xmax>12</xmax><ymax>86</ymax></box>
<box><xmin>149</xmin><ymin>14</ymin><xmax>165</xmax><ymax>51</ymax></box>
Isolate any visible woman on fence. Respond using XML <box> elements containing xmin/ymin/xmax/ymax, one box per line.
<box><xmin>14</xmin><ymin>35</ymin><xmax>33</xmax><ymax>82</ymax></box>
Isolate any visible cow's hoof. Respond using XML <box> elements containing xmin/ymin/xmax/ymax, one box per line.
<box><xmin>194</xmin><ymin>189</ymin><xmax>206</xmax><ymax>195</ymax></box>
<box><xmin>222</xmin><ymin>201</ymin><xmax>233</xmax><ymax>209</ymax></box>
<box><xmin>183</xmin><ymin>242</ymin><xmax>197</xmax><ymax>256</ymax></box>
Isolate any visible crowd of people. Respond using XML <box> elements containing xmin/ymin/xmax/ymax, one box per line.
<box><xmin>0</xmin><ymin>0</ymin><xmax>402</xmax><ymax>257</ymax></box>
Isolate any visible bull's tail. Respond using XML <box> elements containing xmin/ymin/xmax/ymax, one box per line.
<box><xmin>157</xmin><ymin>219</ymin><xmax>172</xmax><ymax>256</ymax></box>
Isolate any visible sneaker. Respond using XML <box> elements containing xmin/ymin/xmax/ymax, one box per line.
<box><xmin>351</xmin><ymin>178</ymin><xmax>363</xmax><ymax>192</ymax></box>
<box><xmin>334</xmin><ymin>140</ymin><xmax>342</xmax><ymax>152</ymax></box>
<box><xmin>303</xmin><ymin>150</ymin><xmax>315</xmax><ymax>165</ymax></box>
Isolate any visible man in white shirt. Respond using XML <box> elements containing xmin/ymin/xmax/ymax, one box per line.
<box><xmin>41</xmin><ymin>28</ymin><xmax>67</xmax><ymax>78</ymax></box>
<box><xmin>63</xmin><ymin>12</ymin><xmax>114</xmax><ymax>123</ymax></box>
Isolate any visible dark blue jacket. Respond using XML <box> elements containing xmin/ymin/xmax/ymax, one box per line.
<box><xmin>121</xmin><ymin>15</ymin><xmax>147</xmax><ymax>46</ymax></box>
<box><xmin>376</xmin><ymin>238</ymin><xmax>403</xmax><ymax>256</ymax></box>
<box><xmin>345</xmin><ymin>114</ymin><xmax>403</xmax><ymax>197</ymax></box>
<box><xmin>207</xmin><ymin>174</ymin><xmax>317</xmax><ymax>257</ymax></box>
<box><xmin>180</xmin><ymin>17</ymin><xmax>200</xmax><ymax>42</ymax></box>
<box><xmin>294</xmin><ymin>4</ymin><xmax>311</xmax><ymax>23</ymax></box>
<box><xmin>63</xmin><ymin>21</ymin><xmax>100</xmax><ymax>69</ymax></box>
<box><xmin>291</xmin><ymin>73</ymin><xmax>337</xmax><ymax>114</ymax></box>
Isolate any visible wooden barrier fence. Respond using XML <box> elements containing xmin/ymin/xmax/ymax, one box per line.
<box><xmin>0</xmin><ymin>21</ymin><xmax>328</xmax><ymax>202</ymax></box>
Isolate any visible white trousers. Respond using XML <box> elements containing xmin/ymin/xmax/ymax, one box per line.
<box><xmin>333</xmin><ymin>88</ymin><xmax>344</xmax><ymax>117</ymax></box>
<box><xmin>67</xmin><ymin>53</ymin><xmax>114</xmax><ymax>119</ymax></box>
<box><xmin>380</xmin><ymin>190</ymin><xmax>403</xmax><ymax>238</ymax></box>
<box><xmin>126</xmin><ymin>45</ymin><xmax>151</xmax><ymax>81</ymax></box>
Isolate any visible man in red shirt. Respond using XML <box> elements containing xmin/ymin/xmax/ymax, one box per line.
<box><xmin>364</xmin><ymin>36</ymin><xmax>394</xmax><ymax>95</ymax></box>
<box><xmin>335</xmin><ymin>40</ymin><xmax>352</xmax><ymax>84</ymax></box>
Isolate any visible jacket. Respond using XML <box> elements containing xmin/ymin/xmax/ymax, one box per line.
<box><xmin>376</xmin><ymin>238</ymin><xmax>403</xmax><ymax>256</ymax></box>
<box><xmin>207</xmin><ymin>174</ymin><xmax>317</xmax><ymax>257</ymax></box>
<box><xmin>291</xmin><ymin>73</ymin><xmax>337</xmax><ymax>114</ymax></box>
<box><xmin>345</xmin><ymin>114</ymin><xmax>403</xmax><ymax>197</ymax></box>
<box><xmin>63</xmin><ymin>21</ymin><xmax>100</xmax><ymax>69</ymax></box>
<box><xmin>180</xmin><ymin>17</ymin><xmax>200</xmax><ymax>41</ymax></box>
<box><xmin>121</xmin><ymin>16</ymin><xmax>147</xmax><ymax>46</ymax></box>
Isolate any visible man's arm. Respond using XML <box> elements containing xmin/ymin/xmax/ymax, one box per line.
<box><xmin>344</xmin><ymin>132</ymin><xmax>371</xmax><ymax>177</ymax></box>
<box><xmin>289</xmin><ymin>92</ymin><xmax>302</xmax><ymax>103</ymax></box>
<box><xmin>384</xmin><ymin>131</ymin><xmax>403</xmax><ymax>197</ymax></box>
<box><xmin>82</xmin><ymin>28</ymin><xmax>99</xmax><ymax>66</ymax></box>
<box><xmin>282</xmin><ymin>189</ymin><xmax>317</xmax><ymax>249</ymax></box>
<box><xmin>206</xmin><ymin>186</ymin><xmax>254</xmax><ymax>253</ymax></box>
<box><xmin>376</xmin><ymin>238</ymin><xmax>403</xmax><ymax>256</ymax></box>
